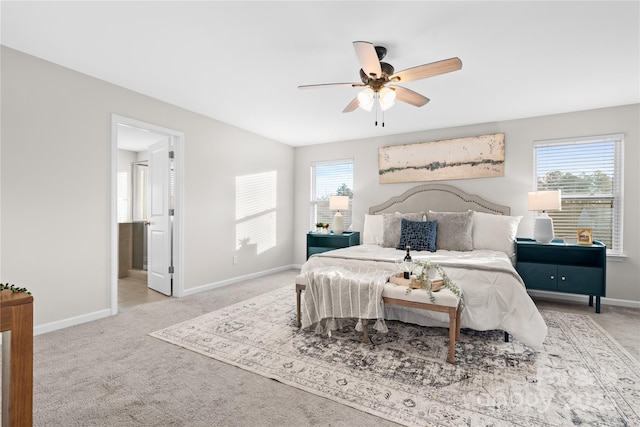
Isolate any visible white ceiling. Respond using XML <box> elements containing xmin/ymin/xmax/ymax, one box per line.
<box><xmin>2</xmin><ymin>1</ymin><xmax>638</xmax><ymax>147</ymax></box>
<box><xmin>117</xmin><ymin>124</ymin><xmax>167</xmax><ymax>152</ymax></box>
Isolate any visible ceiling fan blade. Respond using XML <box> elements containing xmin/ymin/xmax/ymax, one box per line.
<box><xmin>390</xmin><ymin>57</ymin><xmax>462</xmax><ymax>83</ymax></box>
<box><xmin>353</xmin><ymin>41</ymin><xmax>382</xmax><ymax>79</ymax></box>
<box><xmin>342</xmin><ymin>97</ymin><xmax>360</xmax><ymax>113</ymax></box>
<box><xmin>392</xmin><ymin>86</ymin><xmax>430</xmax><ymax>107</ymax></box>
<box><xmin>298</xmin><ymin>82</ymin><xmax>364</xmax><ymax>89</ymax></box>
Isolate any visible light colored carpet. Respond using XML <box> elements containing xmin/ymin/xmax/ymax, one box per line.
<box><xmin>152</xmin><ymin>285</ymin><xmax>640</xmax><ymax>427</ymax></box>
<box><xmin>25</xmin><ymin>270</ymin><xmax>403</xmax><ymax>426</ymax></box>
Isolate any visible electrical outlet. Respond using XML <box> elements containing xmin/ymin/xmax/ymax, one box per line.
<box><xmin>233</xmin><ymin>255</ymin><xmax>238</xmax><ymax>265</ymax></box>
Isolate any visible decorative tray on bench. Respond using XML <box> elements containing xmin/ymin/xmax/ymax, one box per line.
<box><xmin>389</xmin><ymin>274</ymin><xmax>443</xmax><ymax>291</ymax></box>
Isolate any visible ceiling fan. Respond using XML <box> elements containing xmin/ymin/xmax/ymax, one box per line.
<box><xmin>298</xmin><ymin>41</ymin><xmax>462</xmax><ymax>126</ymax></box>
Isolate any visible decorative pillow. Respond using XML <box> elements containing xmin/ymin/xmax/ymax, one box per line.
<box><xmin>472</xmin><ymin>211</ymin><xmax>522</xmax><ymax>262</ymax></box>
<box><xmin>381</xmin><ymin>212</ymin><xmax>425</xmax><ymax>248</ymax></box>
<box><xmin>397</xmin><ymin>219</ymin><xmax>438</xmax><ymax>252</ymax></box>
<box><xmin>427</xmin><ymin>210</ymin><xmax>473</xmax><ymax>251</ymax></box>
<box><xmin>363</xmin><ymin>214</ymin><xmax>384</xmax><ymax>245</ymax></box>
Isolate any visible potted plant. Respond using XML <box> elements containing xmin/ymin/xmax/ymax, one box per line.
<box><xmin>315</xmin><ymin>222</ymin><xmax>330</xmax><ymax>234</ymax></box>
<box><xmin>0</xmin><ymin>283</ymin><xmax>31</xmax><ymax>294</ymax></box>
<box><xmin>409</xmin><ymin>260</ymin><xmax>463</xmax><ymax>306</ymax></box>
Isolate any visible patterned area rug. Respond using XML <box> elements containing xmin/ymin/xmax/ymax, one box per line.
<box><xmin>151</xmin><ymin>286</ymin><xmax>640</xmax><ymax>427</ymax></box>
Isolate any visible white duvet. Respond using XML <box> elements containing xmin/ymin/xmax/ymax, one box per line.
<box><xmin>300</xmin><ymin>244</ymin><xmax>547</xmax><ymax>348</ymax></box>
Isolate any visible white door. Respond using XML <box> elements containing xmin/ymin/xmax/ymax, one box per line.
<box><xmin>147</xmin><ymin>137</ymin><xmax>172</xmax><ymax>295</ymax></box>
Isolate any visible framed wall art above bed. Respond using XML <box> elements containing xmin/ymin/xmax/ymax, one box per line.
<box><xmin>378</xmin><ymin>133</ymin><xmax>505</xmax><ymax>184</ymax></box>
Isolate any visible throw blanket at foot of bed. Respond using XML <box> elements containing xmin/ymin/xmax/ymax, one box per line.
<box><xmin>301</xmin><ymin>266</ymin><xmax>395</xmax><ymax>335</ymax></box>
<box><xmin>301</xmin><ymin>246</ymin><xmax>548</xmax><ymax>348</ymax></box>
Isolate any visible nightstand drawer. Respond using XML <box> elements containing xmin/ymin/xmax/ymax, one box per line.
<box><xmin>557</xmin><ymin>265</ymin><xmax>603</xmax><ymax>295</ymax></box>
<box><xmin>516</xmin><ymin>262</ymin><xmax>557</xmax><ymax>291</ymax></box>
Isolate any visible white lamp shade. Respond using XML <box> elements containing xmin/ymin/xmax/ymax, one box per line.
<box><xmin>329</xmin><ymin>195</ymin><xmax>349</xmax><ymax>211</ymax></box>
<box><xmin>379</xmin><ymin>87</ymin><xmax>396</xmax><ymax>111</ymax></box>
<box><xmin>528</xmin><ymin>190</ymin><xmax>561</xmax><ymax>211</ymax></box>
<box><xmin>357</xmin><ymin>88</ymin><xmax>374</xmax><ymax>111</ymax></box>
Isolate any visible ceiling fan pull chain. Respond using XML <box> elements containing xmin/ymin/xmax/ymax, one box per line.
<box><xmin>374</xmin><ymin>92</ymin><xmax>379</xmax><ymax>126</ymax></box>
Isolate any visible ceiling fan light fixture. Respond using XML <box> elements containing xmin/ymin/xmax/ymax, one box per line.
<box><xmin>357</xmin><ymin>88</ymin><xmax>374</xmax><ymax>111</ymax></box>
<box><xmin>379</xmin><ymin>87</ymin><xmax>396</xmax><ymax>111</ymax></box>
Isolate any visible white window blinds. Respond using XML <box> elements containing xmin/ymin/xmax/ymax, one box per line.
<box><xmin>117</xmin><ymin>171</ymin><xmax>131</xmax><ymax>223</ymax></box>
<box><xmin>310</xmin><ymin>159</ymin><xmax>354</xmax><ymax>230</ymax></box>
<box><xmin>534</xmin><ymin>134</ymin><xmax>623</xmax><ymax>255</ymax></box>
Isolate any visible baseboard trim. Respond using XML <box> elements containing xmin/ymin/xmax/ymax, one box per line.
<box><xmin>527</xmin><ymin>290</ymin><xmax>640</xmax><ymax>309</ymax></box>
<box><xmin>34</xmin><ymin>308</ymin><xmax>112</xmax><ymax>336</ymax></box>
<box><xmin>182</xmin><ymin>264</ymin><xmax>299</xmax><ymax>297</ymax></box>
<box><xmin>22</xmin><ymin>266</ymin><xmax>299</xmax><ymax>337</ymax></box>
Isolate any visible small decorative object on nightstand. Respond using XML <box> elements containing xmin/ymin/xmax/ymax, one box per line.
<box><xmin>577</xmin><ymin>228</ymin><xmax>593</xmax><ymax>245</ymax></box>
<box><xmin>306</xmin><ymin>231</ymin><xmax>359</xmax><ymax>260</ymax></box>
<box><xmin>515</xmin><ymin>237</ymin><xmax>606</xmax><ymax>313</ymax></box>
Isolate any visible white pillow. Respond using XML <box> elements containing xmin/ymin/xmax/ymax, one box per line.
<box><xmin>472</xmin><ymin>211</ymin><xmax>522</xmax><ymax>261</ymax></box>
<box><xmin>363</xmin><ymin>214</ymin><xmax>384</xmax><ymax>245</ymax></box>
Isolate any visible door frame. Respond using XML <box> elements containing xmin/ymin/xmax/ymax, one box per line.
<box><xmin>110</xmin><ymin>114</ymin><xmax>185</xmax><ymax>315</ymax></box>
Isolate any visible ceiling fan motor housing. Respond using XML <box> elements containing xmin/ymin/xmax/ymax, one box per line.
<box><xmin>374</xmin><ymin>45</ymin><xmax>387</xmax><ymax>60</ymax></box>
<box><xmin>359</xmin><ymin>62</ymin><xmax>395</xmax><ymax>89</ymax></box>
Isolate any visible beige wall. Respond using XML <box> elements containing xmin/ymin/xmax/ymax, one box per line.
<box><xmin>2</xmin><ymin>44</ymin><xmax>637</xmax><ymax>334</ymax></box>
<box><xmin>294</xmin><ymin>104</ymin><xmax>640</xmax><ymax>303</ymax></box>
<box><xmin>1</xmin><ymin>46</ymin><xmax>295</xmax><ymax>329</ymax></box>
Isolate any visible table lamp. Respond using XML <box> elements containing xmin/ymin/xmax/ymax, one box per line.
<box><xmin>329</xmin><ymin>195</ymin><xmax>349</xmax><ymax>235</ymax></box>
<box><xmin>528</xmin><ymin>190</ymin><xmax>561</xmax><ymax>243</ymax></box>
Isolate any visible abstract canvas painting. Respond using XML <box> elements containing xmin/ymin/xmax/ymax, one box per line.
<box><xmin>379</xmin><ymin>133</ymin><xmax>505</xmax><ymax>183</ymax></box>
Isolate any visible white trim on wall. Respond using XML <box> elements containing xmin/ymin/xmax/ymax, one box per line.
<box><xmin>33</xmin><ymin>309</ymin><xmax>112</xmax><ymax>336</ymax></box>
<box><xmin>527</xmin><ymin>290</ymin><xmax>640</xmax><ymax>309</ymax></box>
<box><xmin>181</xmin><ymin>265</ymin><xmax>297</xmax><ymax>297</ymax></box>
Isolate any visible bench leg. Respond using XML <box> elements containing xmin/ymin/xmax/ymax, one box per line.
<box><xmin>362</xmin><ymin>320</ymin><xmax>371</xmax><ymax>344</ymax></box>
<box><xmin>448</xmin><ymin>308</ymin><xmax>456</xmax><ymax>364</ymax></box>
<box><xmin>296</xmin><ymin>287</ymin><xmax>302</xmax><ymax>328</ymax></box>
<box><xmin>455</xmin><ymin>305</ymin><xmax>461</xmax><ymax>341</ymax></box>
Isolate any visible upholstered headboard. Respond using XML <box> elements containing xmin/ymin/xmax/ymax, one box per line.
<box><xmin>368</xmin><ymin>183</ymin><xmax>510</xmax><ymax>215</ymax></box>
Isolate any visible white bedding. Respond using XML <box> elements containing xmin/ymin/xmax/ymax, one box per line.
<box><xmin>300</xmin><ymin>244</ymin><xmax>547</xmax><ymax>348</ymax></box>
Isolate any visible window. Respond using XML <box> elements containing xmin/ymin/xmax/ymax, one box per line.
<box><xmin>310</xmin><ymin>159</ymin><xmax>354</xmax><ymax>230</ymax></box>
<box><xmin>133</xmin><ymin>162</ymin><xmax>149</xmax><ymax>221</ymax></box>
<box><xmin>534</xmin><ymin>134</ymin><xmax>623</xmax><ymax>255</ymax></box>
<box><xmin>117</xmin><ymin>171</ymin><xmax>131</xmax><ymax>223</ymax></box>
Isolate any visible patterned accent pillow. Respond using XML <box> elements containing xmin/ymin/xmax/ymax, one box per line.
<box><xmin>397</xmin><ymin>219</ymin><xmax>438</xmax><ymax>252</ymax></box>
<box><xmin>427</xmin><ymin>210</ymin><xmax>474</xmax><ymax>251</ymax></box>
<box><xmin>381</xmin><ymin>212</ymin><xmax>425</xmax><ymax>248</ymax></box>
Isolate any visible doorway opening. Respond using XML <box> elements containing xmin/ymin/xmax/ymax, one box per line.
<box><xmin>111</xmin><ymin>115</ymin><xmax>184</xmax><ymax>314</ymax></box>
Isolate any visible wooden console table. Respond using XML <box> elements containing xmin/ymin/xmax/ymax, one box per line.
<box><xmin>1</xmin><ymin>290</ymin><xmax>34</xmax><ymax>427</ymax></box>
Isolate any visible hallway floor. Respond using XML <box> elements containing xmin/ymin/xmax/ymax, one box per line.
<box><xmin>118</xmin><ymin>276</ymin><xmax>168</xmax><ymax>309</ymax></box>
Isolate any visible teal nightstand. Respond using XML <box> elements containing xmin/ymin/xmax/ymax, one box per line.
<box><xmin>306</xmin><ymin>231</ymin><xmax>360</xmax><ymax>260</ymax></box>
<box><xmin>515</xmin><ymin>238</ymin><xmax>606</xmax><ymax>313</ymax></box>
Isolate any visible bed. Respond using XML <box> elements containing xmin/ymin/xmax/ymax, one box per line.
<box><xmin>297</xmin><ymin>183</ymin><xmax>547</xmax><ymax>349</ymax></box>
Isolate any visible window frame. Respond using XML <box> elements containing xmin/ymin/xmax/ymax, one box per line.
<box><xmin>310</xmin><ymin>159</ymin><xmax>354</xmax><ymax>231</ymax></box>
<box><xmin>533</xmin><ymin>133</ymin><xmax>624</xmax><ymax>256</ymax></box>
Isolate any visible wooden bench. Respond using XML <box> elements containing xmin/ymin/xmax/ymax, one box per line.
<box><xmin>296</xmin><ymin>277</ymin><xmax>462</xmax><ymax>364</ymax></box>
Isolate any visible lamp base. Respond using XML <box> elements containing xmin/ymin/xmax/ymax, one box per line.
<box><xmin>332</xmin><ymin>212</ymin><xmax>344</xmax><ymax>235</ymax></box>
<box><xmin>534</xmin><ymin>214</ymin><xmax>554</xmax><ymax>243</ymax></box>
